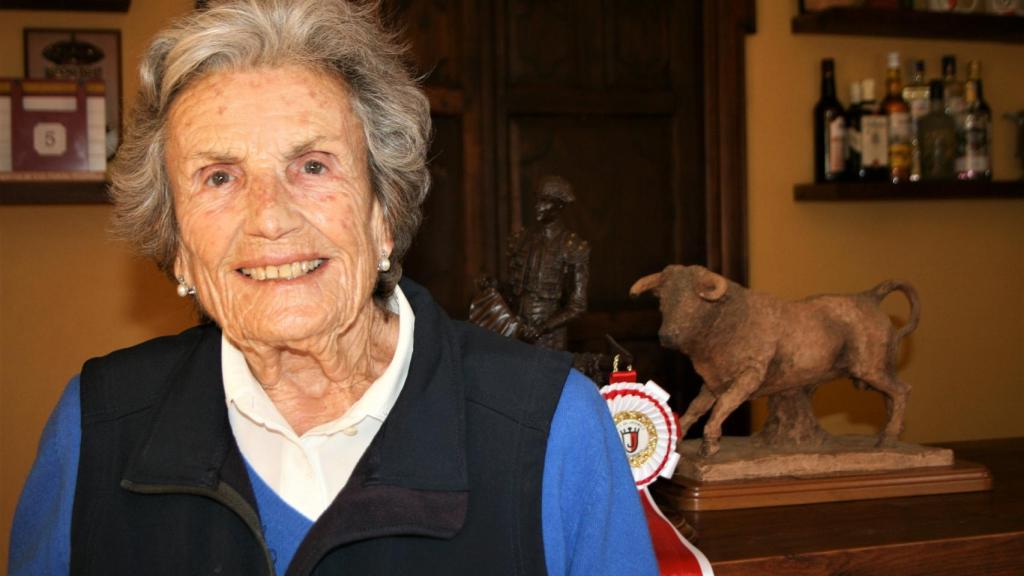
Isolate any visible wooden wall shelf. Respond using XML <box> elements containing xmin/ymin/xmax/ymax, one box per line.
<box><xmin>795</xmin><ymin>180</ymin><xmax>1024</xmax><ymax>201</ymax></box>
<box><xmin>0</xmin><ymin>172</ymin><xmax>110</xmax><ymax>205</ymax></box>
<box><xmin>0</xmin><ymin>0</ymin><xmax>131</xmax><ymax>11</ymax></box>
<box><xmin>792</xmin><ymin>8</ymin><xmax>1024</xmax><ymax>44</ymax></box>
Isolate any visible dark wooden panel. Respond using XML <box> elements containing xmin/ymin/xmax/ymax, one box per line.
<box><xmin>672</xmin><ymin>0</ymin><xmax>708</xmax><ymax>269</ymax></box>
<box><xmin>402</xmin><ymin>115</ymin><xmax>466</xmax><ymax>316</ymax></box>
<box><xmin>508</xmin><ymin>115</ymin><xmax>675</xmax><ymax>310</ymax></box>
<box><xmin>507</xmin><ymin>0</ymin><xmax>677</xmax><ymax>90</ymax></box>
<box><xmin>506</xmin><ymin>0</ymin><xmax>586</xmax><ymax>87</ymax></box>
<box><xmin>506</xmin><ymin>88</ymin><xmax>677</xmax><ymax>115</ymax></box>
<box><xmin>387</xmin><ymin>0</ymin><xmax>463</xmax><ymax>88</ymax></box>
<box><xmin>606</xmin><ymin>0</ymin><xmax>671</xmax><ymax>89</ymax></box>
<box><xmin>703</xmin><ymin>0</ymin><xmax>754</xmax><ymax>286</ymax></box>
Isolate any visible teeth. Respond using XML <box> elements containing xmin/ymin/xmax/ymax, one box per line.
<box><xmin>241</xmin><ymin>258</ymin><xmax>323</xmax><ymax>281</ymax></box>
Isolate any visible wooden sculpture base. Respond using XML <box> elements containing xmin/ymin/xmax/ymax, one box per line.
<box><xmin>657</xmin><ymin>436</ymin><xmax>992</xmax><ymax>511</ymax></box>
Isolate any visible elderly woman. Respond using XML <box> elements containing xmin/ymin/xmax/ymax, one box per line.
<box><xmin>10</xmin><ymin>1</ymin><xmax>657</xmax><ymax>574</ymax></box>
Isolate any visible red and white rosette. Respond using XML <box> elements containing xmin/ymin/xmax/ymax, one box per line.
<box><xmin>601</xmin><ymin>379</ymin><xmax>714</xmax><ymax>576</ymax></box>
<box><xmin>603</xmin><ymin>381</ymin><xmax>680</xmax><ymax>487</ymax></box>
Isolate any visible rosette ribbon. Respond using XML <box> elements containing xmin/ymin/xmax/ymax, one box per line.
<box><xmin>602</xmin><ymin>375</ymin><xmax>714</xmax><ymax>576</ymax></box>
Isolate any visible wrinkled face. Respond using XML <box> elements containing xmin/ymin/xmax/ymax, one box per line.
<box><xmin>166</xmin><ymin>66</ymin><xmax>391</xmax><ymax>347</ymax></box>
<box><xmin>535</xmin><ymin>198</ymin><xmax>563</xmax><ymax>224</ymax></box>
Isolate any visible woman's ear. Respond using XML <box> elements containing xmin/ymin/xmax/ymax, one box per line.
<box><xmin>372</xmin><ymin>201</ymin><xmax>394</xmax><ymax>257</ymax></box>
<box><xmin>173</xmin><ymin>249</ymin><xmax>190</xmax><ymax>283</ymax></box>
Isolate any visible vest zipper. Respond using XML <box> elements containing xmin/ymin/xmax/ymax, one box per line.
<box><xmin>120</xmin><ymin>479</ymin><xmax>276</xmax><ymax>575</ymax></box>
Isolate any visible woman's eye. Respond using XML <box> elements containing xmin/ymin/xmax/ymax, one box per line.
<box><xmin>302</xmin><ymin>159</ymin><xmax>326</xmax><ymax>175</ymax></box>
<box><xmin>205</xmin><ymin>170</ymin><xmax>234</xmax><ymax>187</ymax></box>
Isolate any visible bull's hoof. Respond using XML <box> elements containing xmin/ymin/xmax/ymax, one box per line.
<box><xmin>698</xmin><ymin>439</ymin><xmax>720</xmax><ymax>459</ymax></box>
<box><xmin>875</xmin><ymin>434</ymin><xmax>899</xmax><ymax>448</ymax></box>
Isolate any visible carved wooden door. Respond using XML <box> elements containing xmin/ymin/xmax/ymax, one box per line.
<box><xmin>391</xmin><ymin>0</ymin><xmax>751</xmax><ymax>430</ymax></box>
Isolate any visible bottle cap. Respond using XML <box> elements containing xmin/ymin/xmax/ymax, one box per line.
<box><xmin>967</xmin><ymin>60</ymin><xmax>981</xmax><ymax>80</ymax></box>
<box><xmin>887</xmin><ymin>52</ymin><xmax>900</xmax><ymax>69</ymax></box>
<box><xmin>849</xmin><ymin>81</ymin><xmax>862</xmax><ymax>104</ymax></box>
<box><xmin>942</xmin><ymin>55</ymin><xmax>957</xmax><ymax>76</ymax></box>
<box><xmin>822</xmin><ymin>58</ymin><xmax>835</xmax><ymax>73</ymax></box>
<box><xmin>861</xmin><ymin>78</ymin><xmax>876</xmax><ymax>100</ymax></box>
<box><xmin>914</xmin><ymin>60</ymin><xmax>926</xmax><ymax>74</ymax></box>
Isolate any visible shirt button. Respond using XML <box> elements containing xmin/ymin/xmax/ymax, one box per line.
<box><xmin>342</xmin><ymin>426</ymin><xmax>358</xmax><ymax>436</ymax></box>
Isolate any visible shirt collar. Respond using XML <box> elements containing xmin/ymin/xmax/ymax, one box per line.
<box><xmin>221</xmin><ymin>285</ymin><xmax>416</xmax><ymax>436</ymax></box>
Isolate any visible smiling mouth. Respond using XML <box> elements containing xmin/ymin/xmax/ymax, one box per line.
<box><xmin>239</xmin><ymin>258</ymin><xmax>325</xmax><ymax>281</ymax></box>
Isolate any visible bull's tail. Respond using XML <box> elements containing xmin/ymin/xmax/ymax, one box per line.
<box><xmin>870</xmin><ymin>280</ymin><xmax>920</xmax><ymax>342</ymax></box>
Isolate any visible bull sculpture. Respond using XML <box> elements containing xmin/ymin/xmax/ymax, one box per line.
<box><xmin>630</xmin><ymin>265</ymin><xmax>920</xmax><ymax>459</ymax></box>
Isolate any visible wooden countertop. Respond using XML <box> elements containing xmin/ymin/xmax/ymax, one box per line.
<box><xmin>675</xmin><ymin>437</ymin><xmax>1024</xmax><ymax>576</ymax></box>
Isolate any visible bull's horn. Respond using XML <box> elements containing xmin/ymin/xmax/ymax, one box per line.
<box><xmin>629</xmin><ymin>272</ymin><xmax>663</xmax><ymax>297</ymax></box>
<box><xmin>697</xmin><ymin>271</ymin><xmax>728</xmax><ymax>301</ymax></box>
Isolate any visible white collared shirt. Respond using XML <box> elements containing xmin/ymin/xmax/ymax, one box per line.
<box><xmin>222</xmin><ymin>286</ymin><xmax>415</xmax><ymax>520</ymax></box>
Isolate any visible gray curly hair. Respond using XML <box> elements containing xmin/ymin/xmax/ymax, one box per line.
<box><xmin>110</xmin><ymin>0</ymin><xmax>431</xmax><ymax>298</ymax></box>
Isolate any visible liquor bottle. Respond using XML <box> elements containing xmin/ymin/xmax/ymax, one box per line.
<box><xmin>902</xmin><ymin>60</ymin><xmax>930</xmax><ymax>181</ymax></box>
<box><xmin>918</xmin><ymin>80</ymin><xmax>957</xmax><ymax>180</ymax></box>
<box><xmin>942</xmin><ymin>55</ymin><xmax>966</xmax><ymax>121</ymax></box>
<box><xmin>814</xmin><ymin>58</ymin><xmax>847</xmax><ymax>182</ymax></box>
<box><xmin>859</xmin><ymin>78</ymin><xmax>889</xmax><ymax>180</ymax></box>
<box><xmin>960</xmin><ymin>60</ymin><xmax>992</xmax><ymax>180</ymax></box>
<box><xmin>847</xmin><ymin>80</ymin><xmax>863</xmax><ymax>178</ymax></box>
<box><xmin>883</xmin><ymin>52</ymin><xmax>912</xmax><ymax>183</ymax></box>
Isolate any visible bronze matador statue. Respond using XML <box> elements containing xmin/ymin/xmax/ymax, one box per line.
<box><xmin>470</xmin><ymin>175</ymin><xmax>590</xmax><ymax>351</ymax></box>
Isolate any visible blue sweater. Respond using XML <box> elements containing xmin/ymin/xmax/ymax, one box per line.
<box><xmin>10</xmin><ymin>369</ymin><xmax>657</xmax><ymax>575</ymax></box>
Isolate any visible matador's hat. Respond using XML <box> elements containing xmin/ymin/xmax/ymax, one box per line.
<box><xmin>537</xmin><ymin>175</ymin><xmax>575</xmax><ymax>204</ymax></box>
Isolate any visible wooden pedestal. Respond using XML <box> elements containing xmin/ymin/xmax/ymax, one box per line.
<box><xmin>655</xmin><ymin>459</ymin><xmax>992</xmax><ymax>511</ymax></box>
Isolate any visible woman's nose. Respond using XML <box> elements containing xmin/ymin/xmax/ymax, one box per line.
<box><xmin>245</xmin><ymin>176</ymin><xmax>302</xmax><ymax>240</ymax></box>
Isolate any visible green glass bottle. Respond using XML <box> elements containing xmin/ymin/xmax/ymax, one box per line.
<box><xmin>918</xmin><ymin>80</ymin><xmax>957</xmax><ymax>180</ymax></box>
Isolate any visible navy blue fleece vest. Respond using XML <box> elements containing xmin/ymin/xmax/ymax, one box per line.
<box><xmin>70</xmin><ymin>280</ymin><xmax>571</xmax><ymax>575</ymax></box>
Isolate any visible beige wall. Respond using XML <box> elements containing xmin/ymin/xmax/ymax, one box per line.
<box><xmin>746</xmin><ymin>1</ymin><xmax>1024</xmax><ymax>441</ymax></box>
<box><xmin>0</xmin><ymin>2</ymin><xmax>196</xmax><ymax>568</ymax></box>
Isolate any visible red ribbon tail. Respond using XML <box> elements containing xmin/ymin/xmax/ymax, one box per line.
<box><xmin>640</xmin><ymin>488</ymin><xmax>714</xmax><ymax>576</ymax></box>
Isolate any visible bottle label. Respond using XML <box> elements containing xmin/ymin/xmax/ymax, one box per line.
<box><xmin>909</xmin><ymin>98</ymin><xmax>929</xmax><ymax>121</ymax></box>
<box><xmin>862</xmin><ymin>115</ymin><xmax>888</xmax><ymax>168</ymax></box>
<box><xmin>946</xmin><ymin>95</ymin><xmax>966</xmax><ymax>117</ymax></box>
<box><xmin>889</xmin><ymin>112</ymin><xmax>912</xmax><ymax>173</ymax></box>
<box><xmin>964</xmin><ymin>124</ymin><xmax>990</xmax><ymax>172</ymax></box>
<box><xmin>922</xmin><ymin>127</ymin><xmax>956</xmax><ymax>178</ymax></box>
<box><xmin>889</xmin><ymin>112</ymin><xmax>911</xmax><ymax>144</ymax></box>
<box><xmin>848</xmin><ymin>126</ymin><xmax>861</xmax><ymax>154</ymax></box>
<box><xmin>828</xmin><ymin>116</ymin><xmax>846</xmax><ymax>174</ymax></box>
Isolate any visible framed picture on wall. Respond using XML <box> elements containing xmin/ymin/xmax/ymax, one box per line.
<box><xmin>24</xmin><ymin>28</ymin><xmax>122</xmax><ymax>159</ymax></box>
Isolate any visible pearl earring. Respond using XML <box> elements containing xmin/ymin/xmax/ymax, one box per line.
<box><xmin>377</xmin><ymin>252</ymin><xmax>391</xmax><ymax>273</ymax></box>
<box><xmin>176</xmin><ymin>277</ymin><xmax>195</xmax><ymax>297</ymax></box>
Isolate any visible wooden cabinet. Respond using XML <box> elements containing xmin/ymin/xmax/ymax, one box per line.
<box><xmin>669</xmin><ymin>438</ymin><xmax>1024</xmax><ymax>575</ymax></box>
